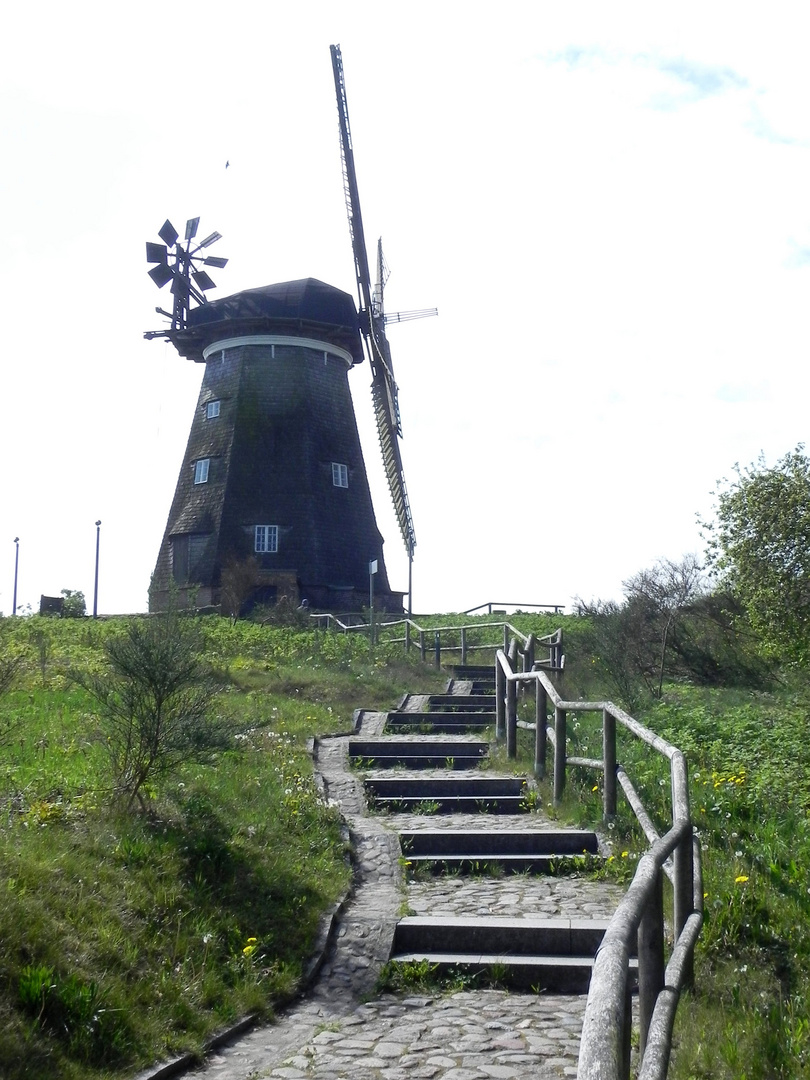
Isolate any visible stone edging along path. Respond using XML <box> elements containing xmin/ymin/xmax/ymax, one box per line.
<box><xmin>140</xmin><ymin>703</ymin><xmax>626</xmax><ymax>1080</ymax></box>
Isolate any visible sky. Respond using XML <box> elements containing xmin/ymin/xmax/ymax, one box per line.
<box><xmin>2</xmin><ymin>1</ymin><xmax>810</xmax><ymax>617</ymax></box>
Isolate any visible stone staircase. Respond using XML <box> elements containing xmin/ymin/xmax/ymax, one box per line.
<box><xmin>171</xmin><ymin>662</ymin><xmax>630</xmax><ymax>1080</ymax></box>
<box><xmin>349</xmin><ymin>671</ymin><xmax>630</xmax><ymax>993</ymax></box>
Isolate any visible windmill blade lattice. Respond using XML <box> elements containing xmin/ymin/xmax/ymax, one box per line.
<box><xmin>330</xmin><ymin>44</ymin><xmax>416</xmax><ymax>554</ymax></box>
<box><xmin>144</xmin><ymin>218</ymin><xmax>228</xmax><ymax>339</ymax></box>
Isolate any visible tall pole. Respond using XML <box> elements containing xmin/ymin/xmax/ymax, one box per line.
<box><xmin>93</xmin><ymin>520</ymin><xmax>101</xmax><ymax>618</ymax></box>
<box><xmin>12</xmin><ymin>537</ymin><xmax>19</xmax><ymax>616</ymax></box>
<box><xmin>369</xmin><ymin>559</ymin><xmax>377</xmax><ymax>645</ymax></box>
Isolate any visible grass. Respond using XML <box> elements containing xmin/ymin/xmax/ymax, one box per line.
<box><xmin>6</xmin><ymin>607</ymin><xmax>804</xmax><ymax>1077</ymax></box>
<box><xmin>634</xmin><ymin>683</ymin><xmax>810</xmax><ymax>1080</ymax></box>
<box><xmin>539</xmin><ymin>658</ymin><xmax>810</xmax><ymax>1080</ymax></box>
<box><xmin>484</xmin><ymin>646</ymin><xmax>810</xmax><ymax>1077</ymax></box>
<box><xmin>0</xmin><ymin>614</ymin><xmax>445</xmax><ymax>1079</ymax></box>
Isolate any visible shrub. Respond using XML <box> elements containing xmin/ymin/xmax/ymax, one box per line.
<box><xmin>72</xmin><ymin>612</ymin><xmax>232</xmax><ymax>810</ymax></box>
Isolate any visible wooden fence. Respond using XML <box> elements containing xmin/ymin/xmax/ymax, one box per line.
<box><xmin>496</xmin><ymin>642</ymin><xmax>702</xmax><ymax>1080</ymax></box>
<box><xmin>310</xmin><ymin>614</ymin><xmax>564</xmax><ymax>671</ymax></box>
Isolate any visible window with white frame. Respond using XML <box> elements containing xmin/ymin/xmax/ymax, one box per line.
<box><xmin>255</xmin><ymin>525</ymin><xmax>278</xmax><ymax>553</ymax></box>
<box><xmin>206</xmin><ymin>400</ymin><xmax>220</xmax><ymax>419</ymax></box>
<box><xmin>194</xmin><ymin>458</ymin><xmax>210</xmax><ymax>484</ymax></box>
<box><xmin>332</xmin><ymin>462</ymin><xmax>348</xmax><ymax>488</ymax></box>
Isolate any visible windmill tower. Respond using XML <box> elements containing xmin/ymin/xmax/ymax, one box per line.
<box><xmin>145</xmin><ymin>48</ymin><xmax>425</xmax><ymax>616</ymax></box>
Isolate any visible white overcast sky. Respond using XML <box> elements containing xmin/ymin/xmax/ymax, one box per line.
<box><xmin>2</xmin><ymin>1</ymin><xmax>810</xmax><ymax>616</ymax></box>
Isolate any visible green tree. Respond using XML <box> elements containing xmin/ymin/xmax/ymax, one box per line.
<box><xmin>60</xmin><ymin>589</ymin><xmax>86</xmax><ymax>618</ymax></box>
<box><xmin>703</xmin><ymin>446</ymin><xmax>810</xmax><ymax>664</ymax></box>
<box><xmin>73</xmin><ymin>613</ymin><xmax>232</xmax><ymax>809</ymax></box>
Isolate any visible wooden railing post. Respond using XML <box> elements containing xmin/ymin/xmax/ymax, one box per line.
<box><xmin>621</xmin><ymin>976</ymin><xmax>633</xmax><ymax>1080</ymax></box>
<box><xmin>638</xmin><ymin>864</ymin><xmax>665</xmax><ymax>1063</ymax></box>
<box><xmin>672</xmin><ymin>753</ymin><xmax>694</xmax><ymax>985</ymax></box>
<box><xmin>522</xmin><ymin>634</ymin><xmax>535</xmax><ymax>674</ymax></box>
<box><xmin>405</xmin><ymin>621</ymin><xmax>411</xmax><ymax>652</ymax></box>
<box><xmin>434</xmin><ymin>631</ymin><xmax>441</xmax><ymax>669</ymax></box>
<box><xmin>503</xmin><ymin>624</ymin><xmax>509</xmax><ymax>652</ymax></box>
<box><xmin>535</xmin><ymin>679</ymin><xmax>547</xmax><ymax>778</ymax></box>
<box><xmin>603</xmin><ymin>707</ymin><xmax>617</xmax><ymax>820</ymax></box>
<box><xmin>419</xmin><ymin>630</ymin><xmax>425</xmax><ymax>662</ymax></box>
<box><xmin>506</xmin><ymin>676</ymin><xmax>517</xmax><ymax>758</ymax></box>
<box><xmin>495</xmin><ymin>658</ymin><xmax>506</xmax><ymax>742</ymax></box>
<box><xmin>460</xmin><ymin>627</ymin><xmax>467</xmax><ymax>665</ymax></box>
<box><xmin>553</xmin><ymin>707</ymin><xmax>566</xmax><ymax>805</ymax></box>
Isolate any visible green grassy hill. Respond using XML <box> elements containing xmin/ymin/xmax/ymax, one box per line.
<box><xmin>0</xmin><ymin>614</ymin><xmax>444</xmax><ymax>1078</ymax></box>
<box><xmin>2</xmin><ymin>610</ymin><xmax>808</xmax><ymax>1079</ymax></box>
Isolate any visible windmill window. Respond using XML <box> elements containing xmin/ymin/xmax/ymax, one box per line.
<box><xmin>206</xmin><ymin>400</ymin><xmax>220</xmax><ymax>419</ymax></box>
<box><xmin>194</xmin><ymin>458</ymin><xmax>210</xmax><ymax>484</ymax></box>
<box><xmin>332</xmin><ymin>462</ymin><xmax>349</xmax><ymax>488</ymax></box>
<box><xmin>255</xmin><ymin>525</ymin><xmax>278</xmax><ymax>553</ymax></box>
<box><xmin>171</xmin><ymin>533</ymin><xmax>210</xmax><ymax>583</ymax></box>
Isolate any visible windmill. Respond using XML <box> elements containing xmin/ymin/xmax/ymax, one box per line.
<box><xmin>331</xmin><ymin>44</ymin><xmax>435</xmax><ymax>601</ymax></box>
<box><xmin>144</xmin><ymin>226</ymin><xmax>404</xmax><ymax>615</ymax></box>
<box><xmin>143</xmin><ymin>53</ymin><xmax>430</xmax><ymax>618</ymax></box>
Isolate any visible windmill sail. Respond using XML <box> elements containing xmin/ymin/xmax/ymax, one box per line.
<box><xmin>330</xmin><ymin>44</ymin><xmax>416</xmax><ymax>553</ymax></box>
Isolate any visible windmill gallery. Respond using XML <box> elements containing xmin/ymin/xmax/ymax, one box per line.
<box><xmin>144</xmin><ymin>46</ymin><xmax>430</xmax><ymax>617</ymax></box>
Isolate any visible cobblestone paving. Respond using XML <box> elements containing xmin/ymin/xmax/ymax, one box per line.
<box><xmin>178</xmin><ymin>716</ymin><xmax>624</xmax><ymax>1080</ymax></box>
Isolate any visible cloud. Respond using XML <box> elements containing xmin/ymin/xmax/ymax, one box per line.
<box><xmin>714</xmin><ymin>383</ymin><xmax>770</xmax><ymax>404</ymax></box>
<box><xmin>744</xmin><ymin>99</ymin><xmax>806</xmax><ymax>146</ymax></box>
<box><xmin>549</xmin><ymin>45</ymin><xmax>608</xmax><ymax>69</ymax></box>
<box><xmin>657</xmin><ymin>57</ymin><xmax>748</xmax><ymax>97</ymax></box>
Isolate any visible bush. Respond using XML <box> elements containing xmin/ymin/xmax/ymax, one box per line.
<box><xmin>72</xmin><ymin>613</ymin><xmax>232</xmax><ymax>810</ymax></box>
<box><xmin>60</xmin><ymin>590</ymin><xmax>86</xmax><ymax>619</ymax></box>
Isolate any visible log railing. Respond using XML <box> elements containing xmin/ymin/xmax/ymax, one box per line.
<box><xmin>310</xmin><ymin>614</ymin><xmax>564</xmax><ymax>672</ymax></box>
<box><xmin>495</xmin><ymin>646</ymin><xmax>702</xmax><ymax>1080</ymax></box>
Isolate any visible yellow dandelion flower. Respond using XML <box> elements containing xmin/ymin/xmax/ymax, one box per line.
<box><xmin>735</xmin><ymin>875</ymin><xmax>749</xmax><ymax>884</ymax></box>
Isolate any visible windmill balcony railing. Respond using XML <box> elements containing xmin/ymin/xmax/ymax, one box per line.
<box><xmin>495</xmin><ymin>646</ymin><xmax>702</xmax><ymax>1080</ymax></box>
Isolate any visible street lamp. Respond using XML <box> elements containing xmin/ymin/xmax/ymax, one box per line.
<box><xmin>93</xmin><ymin>521</ymin><xmax>101</xmax><ymax>618</ymax></box>
<box><xmin>12</xmin><ymin>537</ymin><xmax>19</xmax><ymax>616</ymax></box>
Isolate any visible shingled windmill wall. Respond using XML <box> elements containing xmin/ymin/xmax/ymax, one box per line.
<box><xmin>150</xmin><ymin>278</ymin><xmax>401</xmax><ymax>614</ymax></box>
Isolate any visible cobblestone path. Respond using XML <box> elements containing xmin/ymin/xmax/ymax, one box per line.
<box><xmin>175</xmin><ymin>715</ymin><xmax>625</xmax><ymax>1080</ymax></box>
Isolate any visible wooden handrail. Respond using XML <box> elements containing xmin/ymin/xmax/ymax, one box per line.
<box><xmin>494</xmin><ymin>643</ymin><xmax>702</xmax><ymax>1080</ymax></box>
<box><xmin>309</xmin><ymin>613</ymin><xmax>564</xmax><ymax>672</ymax></box>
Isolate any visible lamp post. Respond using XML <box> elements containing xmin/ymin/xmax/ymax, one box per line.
<box><xmin>12</xmin><ymin>537</ymin><xmax>19</xmax><ymax>616</ymax></box>
<box><xmin>93</xmin><ymin>521</ymin><xmax>101</xmax><ymax>618</ymax></box>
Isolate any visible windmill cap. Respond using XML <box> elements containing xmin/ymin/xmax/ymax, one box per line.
<box><xmin>172</xmin><ymin>278</ymin><xmax>364</xmax><ymax>365</ymax></box>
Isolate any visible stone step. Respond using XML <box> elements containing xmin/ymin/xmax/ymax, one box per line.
<box><xmin>387</xmin><ymin>952</ymin><xmax>600</xmax><ymax>992</ymax></box>
<box><xmin>398</xmin><ymin>829</ymin><xmax>599</xmax><ymax>873</ymax></box>
<box><xmin>427</xmin><ymin>695</ymin><xmax>496</xmax><ymax>712</ymax></box>
<box><xmin>349</xmin><ymin>739</ymin><xmax>489</xmax><ymax>770</ymax></box>
<box><xmin>389</xmin><ymin>916</ymin><xmax>627</xmax><ymax>992</ymax></box>
<box><xmin>385</xmin><ymin>712</ymin><xmax>495</xmax><ymax>733</ymax></box>
<box><xmin>399</xmin><ymin>828</ymin><xmax>599</xmax><ymax>856</ymax></box>
<box><xmin>364</xmin><ymin>776</ymin><xmax>529</xmax><ymax>814</ymax></box>
<box><xmin>450</xmin><ymin>665</ymin><xmax>496</xmax><ymax>680</ymax></box>
<box><xmin>394</xmin><ymin>915</ymin><xmax>611</xmax><ymax>956</ymax></box>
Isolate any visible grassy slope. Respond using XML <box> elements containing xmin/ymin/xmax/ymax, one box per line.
<box><xmin>559</xmin><ymin>635</ymin><xmax>810</xmax><ymax>1080</ymax></box>
<box><xmin>5</xmin><ymin>609</ymin><xmax>801</xmax><ymax>1078</ymax></box>
<box><xmin>0</xmin><ymin>615</ymin><xmax>445</xmax><ymax>1079</ymax></box>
